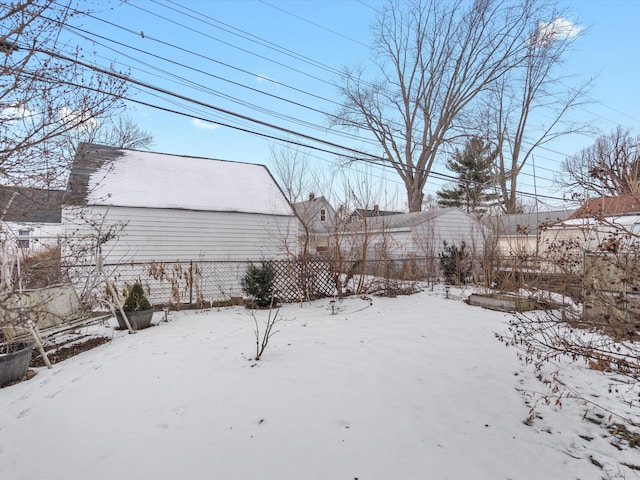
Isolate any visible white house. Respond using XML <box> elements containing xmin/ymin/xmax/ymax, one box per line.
<box><xmin>291</xmin><ymin>194</ymin><xmax>336</xmax><ymax>255</ymax></box>
<box><xmin>540</xmin><ymin>195</ymin><xmax>640</xmax><ymax>273</ymax></box>
<box><xmin>0</xmin><ymin>187</ymin><xmax>65</xmax><ymax>290</ymax></box>
<box><xmin>493</xmin><ymin>209</ymin><xmax>574</xmax><ymax>257</ymax></box>
<box><xmin>62</xmin><ymin>143</ymin><xmax>298</xmax><ymax>303</ymax></box>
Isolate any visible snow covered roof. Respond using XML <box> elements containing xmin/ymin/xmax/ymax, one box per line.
<box><xmin>65</xmin><ymin>143</ymin><xmax>293</xmax><ymax>216</ymax></box>
<box><xmin>548</xmin><ymin>214</ymin><xmax>640</xmax><ymax>229</ymax></box>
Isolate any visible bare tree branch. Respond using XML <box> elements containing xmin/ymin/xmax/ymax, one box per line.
<box><xmin>333</xmin><ymin>0</ymin><xmax>544</xmax><ymax>212</ymax></box>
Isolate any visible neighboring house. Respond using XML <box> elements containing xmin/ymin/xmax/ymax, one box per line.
<box><xmin>291</xmin><ymin>194</ymin><xmax>336</xmax><ymax>255</ymax></box>
<box><xmin>541</xmin><ymin>195</ymin><xmax>640</xmax><ymax>323</ymax></box>
<box><xmin>62</xmin><ymin>143</ymin><xmax>299</xmax><ymax>302</ymax></box>
<box><xmin>0</xmin><ymin>186</ymin><xmax>65</xmax><ymax>251</ymax></box>
<box><xmin>493</xmin><ymin>209</ymin><xmax>574</xmax><ymax>257</ymax></box>
<box><xmin>540</xmin><ymin>195</ymin><xmax>640</xmax><ymax>273</ymax></box>
<box><xmin>0</xmin><ymin>186</ymin><xmax>65</xmax><ymax>290</ymax></box>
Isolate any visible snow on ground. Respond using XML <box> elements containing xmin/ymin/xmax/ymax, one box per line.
<box><xmin>0</xmin><ymin>286</ymin><xmax>638</xmax><ymax>480</ymax></box>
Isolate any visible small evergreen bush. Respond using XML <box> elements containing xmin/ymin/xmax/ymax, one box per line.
<box><xmin>439</xmin><ymin>241</ymin><xmax>472</xmax><ymax>285</ymax></box>
<box><xmin>241</xmin><ymin>262</ymin><xmax>277</xmax><ymax>308</ymax></box>
<box><xmin>123</xmin><ymin>282</ymin><xmax>152</xmax><ymax>311</ymax></box>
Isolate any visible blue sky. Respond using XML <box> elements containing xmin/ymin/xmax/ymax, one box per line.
<box><xmin>68</xmin><ymin>0</ymin><xmax>640</xmax><ymax>209</ymax></box>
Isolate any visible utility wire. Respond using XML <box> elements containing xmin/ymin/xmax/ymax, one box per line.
<box><xmin>22</xmin><ymin>45</ymin><xmax>566</xmax><ymax>204</ymax></box>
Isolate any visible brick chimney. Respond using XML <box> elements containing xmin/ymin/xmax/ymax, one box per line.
<box><xmin>309</xmin><ymin>193</ymin><xmax>315</xmax><ymax>201</ymax></box>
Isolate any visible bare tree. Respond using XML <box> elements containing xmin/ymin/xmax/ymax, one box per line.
<box><xmin>329</xmin><ymin>167</ymin><xmax>393</xmax><ymax>295</ymax></box>
<box><xmin>559</xmin><ymin>126</ymin><xmax>640</xmax><ymax>201</ymax></box>
<box><xmin>270</xmin><ymin>144</ymin><xmax>322</xmax><ymax>259</ymax></box>
<box><xmin>487</xmin><ymin>16</ymin><xmax>592</xmax><ymax>213</ymax></box>
<box><xmin>332</xmin><ymin>0</ymin><xmax>546</xmax><ymax>212</ymax></box>
<box><xmin>58</xmin><ymin>115</ymin><xmax>155</xmax><ymax>179</ymax></box>
<box><xmin>1</xmin><ymin>1</ymin><xmax>130</xmax><ymax>357</ymax></box>
<box><xmin>0</xmin><ymin>0</ymin><xmax>128</xmax><ymax>189</ymax></box>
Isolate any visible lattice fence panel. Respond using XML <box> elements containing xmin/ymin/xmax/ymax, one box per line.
<box><xmin>91</xmin><ymin>259</ymin><xmax>334</xmax><ymax>307</ymax></box>
<box><xmin>270</xmin><ymin>260</ymin><xmax>335</xmax><ymax>302</ymax></box>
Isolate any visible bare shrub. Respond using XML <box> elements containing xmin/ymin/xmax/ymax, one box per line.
<box><xmin>248</xmin><ymin>299</ymin><xmax>281</xmax><ymax>361</ymax></box>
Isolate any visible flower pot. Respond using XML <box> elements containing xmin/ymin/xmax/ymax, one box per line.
<box><xmin>0</xmin><ymin>342</ymin><xmax>33</xmax><ymax>387</ymax></box>
<box><xmin>115</xmin><ymin>309</ymin><xmax>154</xmax><ymax>330</ymax></box>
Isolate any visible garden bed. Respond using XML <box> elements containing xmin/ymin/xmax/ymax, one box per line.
<box><xmin>467</xmin><ymin>293</ymin><xmax>538</xmax><ymax>313</ymax></box>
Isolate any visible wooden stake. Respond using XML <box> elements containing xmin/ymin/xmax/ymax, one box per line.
<box><xmin>28</xmin><ymin>320</ymin><xmax>52</xmax><ymax>369</ymax></box>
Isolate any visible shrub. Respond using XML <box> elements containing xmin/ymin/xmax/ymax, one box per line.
<box><xmin>439</xmin><ymin>240</ymin><xmax>472</xmax><ymax>285</ymax></box>
<box><xmin>123</xmin><ymin>282</ymin><xmax>152</xmax><ymax>311</ymax></box>
<box><xmin>242</xmin><ymin>262</ymin><xmax>277</xmax><ymax>307</ymax></box>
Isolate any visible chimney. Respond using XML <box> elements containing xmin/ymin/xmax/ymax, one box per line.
<box><xmin>373</xmin><ymin>205</ymin><xmax>379</xmax><ymax>213</ymax></box>
<box><xmin>309</xmin><ymin>193</ymin><xmax>315</xmax><ymax>201</ymax></box>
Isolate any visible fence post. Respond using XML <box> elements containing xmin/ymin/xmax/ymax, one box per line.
<box><xmin>189</xmin><ymin>260</ymin><xmax>193</xmax><ymax>306</ymax></box>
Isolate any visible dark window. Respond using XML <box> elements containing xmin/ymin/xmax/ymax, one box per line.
<box><xmin>18</xmin><ymin>229</ymin><xmax>30</xmax><ymax>248</ymax></box>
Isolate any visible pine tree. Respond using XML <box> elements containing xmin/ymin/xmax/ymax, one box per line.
<box><xmin>436</xmin><ymin>137</ymin><xmax>498</xmax><ymax>214</ymax></box>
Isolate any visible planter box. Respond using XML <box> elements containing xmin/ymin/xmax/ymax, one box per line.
<box><xmin>115</xmin><ymin>309</ymin><xmax>154</xmax><ymax>330</ymax></box>
<box><xmin>0</xmin><ymin>343</ymin><xmax>33</xmax><ymax>387</ymax></box>
<box><xmin>467</xmin><ymin>293</ymin><xmax>537</xmax><ymax>313</ymax></box>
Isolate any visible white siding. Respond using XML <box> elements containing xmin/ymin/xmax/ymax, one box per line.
<box><xmin>389</xmin><ymin>210</ymin><xmax>484</xmax><ymax>258</ymax></box>
<box><xmin>62</xmin><ymin>205</ymin><xmax>298</xmax><ymax>263</ymax></box>
<box><xmin>339</xmin><ymin>209</ymin><xmax>484</xmax><ymax>261</ymax></box>
<box><xmin>1</xmin><ymin>221</ymin><xmax>63</xmax><ymax>256</ymax></box>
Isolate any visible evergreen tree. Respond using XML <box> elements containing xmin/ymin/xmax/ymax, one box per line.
<box><xmin>436</xmin><ymin>137</ymin><xmax>498</xmax><ymax>214</ymax></box>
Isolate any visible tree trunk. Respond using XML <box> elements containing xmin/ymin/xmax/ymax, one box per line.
<box><xmin>408</xmin><ymin>185</ymin><xmax>424</xmax><ymax>212</ymax></box>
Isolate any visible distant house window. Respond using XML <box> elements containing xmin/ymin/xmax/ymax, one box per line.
<box><xmin>316</xmin><ymin>236</ymin><xmax>329</xmax><ymax>252</ymax></box>
<box><xmin>18</xmin><ymin>229</ymin><xmax>30</xmax><ymax>248</ymax></box>
<box><xmin>320</xmin><ymin>209</ymin><xmax>326</xmax><ymax>222</ymax></box>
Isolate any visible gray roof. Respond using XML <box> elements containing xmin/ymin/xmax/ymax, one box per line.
<box><xmin>63</xmin><ymin>143</ymin><xmax>121</xmax><ymax>207</ymax></box>
<box><xmin>351</xmin><ymin>207</ymin><xmax>462</xmax><ymax>230</ymax></box>
<box><xmin>292</xmin><ymin>195</ymin><xmax>334</xmax><ymax>217</ymax></box>
<box><xmin>492</xmin><ymin>210</ymin><xmax>574</xmax><ymax>236</ymax></box>
<box><xmin>0</xmin><ymin>186</ymin><xmax>65</xmax><ymax>223</ymax></box>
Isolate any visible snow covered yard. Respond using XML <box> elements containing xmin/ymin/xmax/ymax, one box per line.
<box><xmin>0</xmin><ymin>287</ymin><xmax>638</xmax><ymax>480</ymax></box>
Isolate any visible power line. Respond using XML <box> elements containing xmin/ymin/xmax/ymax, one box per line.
<box><xmin>37</xmin><ymin>2</ymin><xmax>602</xmax><ymax>202</ymax></box>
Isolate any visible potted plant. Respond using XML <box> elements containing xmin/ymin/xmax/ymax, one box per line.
<box><xmin>0</xmin><ymin>334</ymin><xmax>33</xmax><ymax>387</ymax></box>
<box><xmin>0</xmin><ymin>306</ymin><xmax>33</xmax><ymax>386</ymax></box>
<box><xmin>115</xmin><ymin>282</ymin><xmax>154</xmax><ymax>330</ymax></box>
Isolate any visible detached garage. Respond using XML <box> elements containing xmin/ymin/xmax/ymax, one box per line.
<box><xmin>62</xmin><ymin>143</ymin><xmax>298</xmax><ymax>304</ymax></box>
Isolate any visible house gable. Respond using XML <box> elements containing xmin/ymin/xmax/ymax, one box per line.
<box><xmin>292</xmin><ymin>195</ymin><xmax>335</xmax><ymax>229</ymax></box>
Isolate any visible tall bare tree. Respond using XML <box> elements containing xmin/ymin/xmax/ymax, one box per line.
<box><xmin>559</xmin><ymin>126</ymin><xmax>640</xmax><ymax>200</ymax></box>
<box><xmin>0</xmin><ymin>0</ymin><xmax>128</xmax><ymax>189</ymax></box>
<box><xmin>486</xmin><ymin>16</ymin><xmax>592</xmax><ymax>213</ymax></box>
<box><xmin>333</xmin><ymin>0</ymin><xmax>547</xmax><ymax>212</ymax></box>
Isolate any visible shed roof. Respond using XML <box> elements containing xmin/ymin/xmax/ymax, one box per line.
<box><xmin>0</xmin><ymin>186</ymin><xmax>64</xmax><ymax>223</ymax></box>
<box><xmin>494</xmin><ymin>209</ymin><xmax>574</xmax><ymax>236</ymax></box>
<box><xmin>65</xmin><ymin>143</ymin><xmax>293</xmax><ymax>216</ymax></box>
<box><xmin>353</xmin><ymin>207</ymin><xmax>464</xmax><ymax>231</ymax></box>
